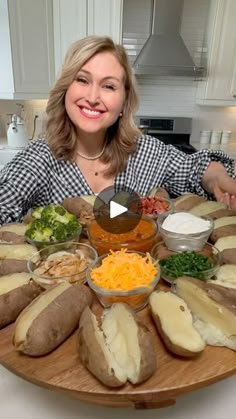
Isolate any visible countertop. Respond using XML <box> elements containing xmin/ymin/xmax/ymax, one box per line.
<box><xmin>1</xmin><ymin>365</ymin><xmax>236</xmax><ymax>419</ymax></box>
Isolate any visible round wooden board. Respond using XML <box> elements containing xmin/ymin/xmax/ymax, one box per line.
<box><xmin>0</xmin><ymin>296</ymin><xmax>236</xmax><ymax>409</ymax></box>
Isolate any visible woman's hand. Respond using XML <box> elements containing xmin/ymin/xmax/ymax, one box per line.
<box><xmin>202</xmin><ymin>162</ymin><xmax>236</xmax><ymax>209</ymax></box>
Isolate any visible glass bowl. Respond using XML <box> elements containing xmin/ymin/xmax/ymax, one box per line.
<box><xmin>157</xmin><ymin>212</ymin><xmax>214</xmax><ymax>252</ymax></box>
<box><xmin>151</xmin><ymin>241</ymin><xmax>220</xmax><ymax>284</ymax></box>
<box><xmin>87</xmin><ymin>215</ymin><xmax>159</xmax><ymax>255</ymax></box>
<box><xmin>25</xmin><ymin>229</ymin><xmax>82</xmax><ymax>251</ymax></box>
<box><xmin>129</xmin><ymin>196</ymin><xmax>174</xmax><ymax>221</ymax></box>
<box><xmin>86</xmin><ymin>251</ymin><xmax>160</xmax><ymax>311</ymax></box>
<box><xmin>27</xmin><ymin>241</ymin><xmax>98</xmax><ymax>289</ymax></box>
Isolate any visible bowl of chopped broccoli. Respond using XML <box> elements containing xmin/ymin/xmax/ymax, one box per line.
<box><xmin>25</xmin><ymin>204</ymin><xmax>82</xmax><ymax>249</ymax></box>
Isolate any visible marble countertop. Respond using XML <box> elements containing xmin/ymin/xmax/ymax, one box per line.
<box><xmin>1</xmin><ymin>365</ymin><xmax>236</xmax><ymax>419</ymax></box>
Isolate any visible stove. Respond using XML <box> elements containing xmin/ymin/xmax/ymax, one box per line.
<box><xmin>136</xmin><ymin>116</ymin><xmax>196</xmax><ymax>154</ymax></box>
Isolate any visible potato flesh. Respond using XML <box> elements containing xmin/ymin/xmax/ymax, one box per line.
<box><xmin>0</xmin><ymin>273</ymin><xmax>32</xmax><ymax>295</ymax></box>
<box><xmin>214</xmin><ymin>236</ymin><xmax>236</xmax><ymax>252</ymax></box>
<box><xmin>213</xmin><ymin>216</ymin><xmax>236</xmax><ymax>229</ymax></box>
<box><xmin>176</xmin><ymin>280</ymin><xmax>236</xmax><ymax>337</ymax></box>
<box><xmin>150</xmin><ymin>291</ymin><xmax>205</xmax><ymax>352</ymax></box>
<box><xmin>216</xmin><ymin>264</ymin><xmax>236</xmax><ymax>283</ymax></box>
<box><xmin>190</xmin><ymin>201</ymin><xmax>226</xmax><ymax>216</ymax></box>
<box><xmin>0</xmin><ymin>244</ymin><xmax>38</xmax><ymax>260</ymax></box>
<box><xmin>102</xmin><ymin>304</ymin><xmax>140</xmax><ymax>384</ymax></box>
<box><xmin>14</xmin><ymin>282</ymin><xmax>71</xmax><ymax>343</ymax></box>
<box><xmin>0</xmin><ymin>224</ymin><xmax>27</xmax><ymax>234</ymax></box>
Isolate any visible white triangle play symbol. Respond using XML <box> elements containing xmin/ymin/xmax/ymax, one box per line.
<box><xmin>110</xmin><ymin>200</ymin><xmax>127</xmax><ymax>219</ymax></box>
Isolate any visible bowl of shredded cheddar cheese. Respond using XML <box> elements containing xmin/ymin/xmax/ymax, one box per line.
<box><xmin>86</xmin><ymin>249</ymin><xmax>160</xmax><ymax>311</ymax></box>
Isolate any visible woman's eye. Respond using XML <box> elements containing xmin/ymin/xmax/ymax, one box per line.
<box><xmin>76</xmin><ymin>76</ymin><xmax>88</xmax><ymax>84</ymax></box>
<box><xmin>103</xmin><ymin>84</ymin><xmax>115</xmax><ymax>90</ymax></box>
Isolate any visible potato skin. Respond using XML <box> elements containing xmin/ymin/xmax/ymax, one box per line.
<box><xmin>209</xmin><ymin>209</ymin><xmax>236</xmax><ymax>219</ymax></box>
<box><xmin>0</xmin><ymin>231</ymin><xmax>26</xmax><ymax>244</ymax></box>
<box><xmin>210</xmin><ymin>225</ymin><xmax>236</xmax><ymax>243</ymax></box>
<box><xmin>221</xmin><ymin>249</ymin><xmax>236</xmax><ymax>265</ymax></box>
<box><xmin>78</xmin><ymin>307</ymin><xmax>125</xmax><ymax>388</ymax></box>
<box><xmin>174</xmin><ymin>194</ymin><xmax>206</xmax><ymax>211</ymax></box>
<box><xmin>0</xmin><ymin>280</ymin><xmax>42</xmax><ymax>329</ymax></box>
<box><xmin>63</xmin><ymin>197</ymin><xmax>92</xmax><ymax>218</ymax></box>
<box><xmin>0</xmin><ymin>260</ymin><xmax>28</xmax><ymax>275</ymax></box>
<box><xmin>13</xmin><ymin>284</ymin><xmax>92</xmax><ymax>356</ymax></box>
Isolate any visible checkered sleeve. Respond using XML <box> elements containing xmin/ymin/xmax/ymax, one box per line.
<box><xmin>160</xmin><ymin>143</ymin><xmax>236</xmax><ymax>197</ymax></box>
<box><xmin>0</xmin><ymin>142</ymin><xmax>49</xmax><ymax>224</ymax></box>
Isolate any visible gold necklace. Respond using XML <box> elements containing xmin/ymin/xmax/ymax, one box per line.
<box><xmin>77</xmin><ymin>142</ymin><xmax>106</xmax><ymax>160</ymax></box>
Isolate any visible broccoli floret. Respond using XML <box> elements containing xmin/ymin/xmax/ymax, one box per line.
<box><xmin>51</xmin><ymin>223</ymin><xmax>69</xmax><ymax>242</ymax></box>
<box><xmin>25</xmin><ymin>219</ymin><xmax>53</xmax><ymax>242</ymax></box>
<box><xmin>41</xmin><ymin>204</ymin><xmax>74</xmax><ymax>225</ymax></box>
<box><xmin>31</xmin><ymin>207</ymin><xmax>44</xmax><ymax>219</ymax></box>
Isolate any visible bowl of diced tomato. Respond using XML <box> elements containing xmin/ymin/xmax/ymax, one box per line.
<box><xmin>130</xmin><ymin>196</ymin><xmax>174</xmax><ymax>221</ymax></box>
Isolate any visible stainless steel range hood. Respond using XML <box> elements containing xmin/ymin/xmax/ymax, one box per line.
<box><xmin>133</xmin><ymin>0</ymin><xmax>205</xmax><ymax>77</ymax></box>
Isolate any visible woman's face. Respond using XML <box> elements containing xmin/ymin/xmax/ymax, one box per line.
<box><xmin>65</xmin><ymin>51</ymin><xmax>126</xmax><ymax>138</ymax></box>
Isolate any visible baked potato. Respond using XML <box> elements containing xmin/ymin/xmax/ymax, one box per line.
<box><xmin>210</xmin><ymin>216</ymin><xmax>236</xmax><ymax>243</ymax></box>
<box><xmin>214</xmin><ymin>236</ymin><xmax>236</xmax><ymax>264</ymax></box>
<box><xmin>174</xmin><ymin>194</ymin><xmax>206</xmax><ymax>211</ymax></box>
<box><xmin>78</xmin><ymin>303</ymin><xmax>157</xmax><ymax>388</ymax></box>
<box><xmin>13</xmin><ymin>282</ymin><xmax>92</xmax><ymax>356</ymax></box>
<box><xmin>0</xmin><ymin>243</ymin><xmax>38</xmax><ymax>275</ymax></box>
<box><xmin>176</xmin><ymin>276</ymin><xmax>236</xmax><ymax>351</ymax></box>
<box><xmin>0</xmin><ymin>223</ymin><xmax>27</xmax><ymax>244</ymax></box>
<box><xmin>0</xmin><ymin>272</ymin><xmax>42</xmax><ymax>328</ymax></box>
<box><xmin>149</xmin><ymin>291</ymin><xmax>206</xmax><ymax>357</ymax></box>
<box><xmin>190</xmin><ymin>201</ymin><xmax>236</xmax><ymax>219</ymax></box>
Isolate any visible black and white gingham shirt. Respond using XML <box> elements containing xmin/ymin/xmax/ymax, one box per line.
<box><xmin>0</xmin><ymin>136</ymin><xmax>235</xmax><ymax>224</ymax></box>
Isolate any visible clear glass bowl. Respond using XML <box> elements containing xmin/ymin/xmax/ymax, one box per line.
<box><xmin>86</xmin><ymin>251</ymin><xmax>160</xmax><ymax>311</ymax></box>
<box><xmin>25</xmin><ymin>229</ymin><xmax>82</xmax><ymax>251</ymax></box>
<box><xmin>151</xmin><ymin>241</ymin><xmax>220</xmax><ymax>284</ymax></box>
<box><xmin>129</xmin><ymin>196</ymin><xmax>174</xmax><ymax>221</ymax></box>
<box><xmin>158</xmin><ymin>212</ymin><xmax>214</xmax><ymax>252</ymax></box>
<box><xmin>87</xmin><ymin>215</ymin><xmax>159</xmax><ymax>256</ymax></box>
<box><xmin>27</xmin><ymin>241</ymin><xmax>98</xmax><ymax>289</ymax></box>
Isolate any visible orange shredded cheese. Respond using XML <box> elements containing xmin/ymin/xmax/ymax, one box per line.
<box><xmin>91</xmin><ymin>249</ymin><xmax>158</xmax><ymax>291</ymax></box>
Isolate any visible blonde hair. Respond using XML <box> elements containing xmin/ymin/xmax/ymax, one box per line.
<box><xmin>46</xmin><ymin>35</ymin><xmax>141</xmax><ymax>176</ymax></box>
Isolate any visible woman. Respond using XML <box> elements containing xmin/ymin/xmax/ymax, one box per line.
<box><xmin>0</xmin><ymin>35</ymin><xmax>236</xmax><ymax>224</ymax></box>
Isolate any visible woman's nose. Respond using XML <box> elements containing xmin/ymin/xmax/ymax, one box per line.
<box><xmin>86</xmin><ymin>84</ymin><xmax>100</xmax><ymax>105</ymax></box>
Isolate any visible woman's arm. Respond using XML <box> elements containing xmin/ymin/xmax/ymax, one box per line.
<box><xmin>201</xmin><ymin>161</ymin><xmax>236</xmax><ymax>209</ymax></box>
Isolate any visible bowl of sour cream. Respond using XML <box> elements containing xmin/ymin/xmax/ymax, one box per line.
<box><xmin>157</xmin><ymin>211</ymin><xmax>214</xmax><ymax>252</ymax></box>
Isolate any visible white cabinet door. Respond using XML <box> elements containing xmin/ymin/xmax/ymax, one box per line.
<box><xmin>0</xmin><ymin>0</ymin><xmax>54</xmax><ymax>99</ymax></box>
<box><xmin>197</xmin><ymin>0</ymin><xmax>236</xmax><ymax>105</ymax></box>
<box><xmin>53</xmin><ymin>0</ymin><xmax>123</xmax><ymax>75</ymax></box>
<box><xmin>53</xmin><ymin>0</ymin><xmax>87</xmax><ymax>76</ymax></box>
<box><xmin>87</xmin><ymin>0</ymin><xmax>123</xmax><ymax>43</ymax></box>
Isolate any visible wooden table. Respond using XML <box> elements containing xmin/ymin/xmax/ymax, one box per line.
<box><xmin>0</xmin><ymin>297</ymin><xmax>236</xmax><ymax>409</ymax></box>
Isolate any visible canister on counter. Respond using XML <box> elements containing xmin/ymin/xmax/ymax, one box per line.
<box><xmin>221</xmin><ymin>130</ymin><xmax>232</xmax><ymax>145</ymax></box>
<box><xmin>200</xmin><ymin>130</ymin><xmax>211</xmax><ymax>145</ymax></box>
<box><xmin>210</xmin><ymin>130</ymin><xmax>222</xmax><ymax>145</ymax></box>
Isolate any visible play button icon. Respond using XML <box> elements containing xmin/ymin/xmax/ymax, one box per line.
<box><xmin>93</xmin><ymin>186</ymin><xmax>142</xmax><ymax>234</ymax></box>
<box><xmin>110</xmin><ymin>201</ymin><xmax>127</xmax><ymax>218</ymax></box>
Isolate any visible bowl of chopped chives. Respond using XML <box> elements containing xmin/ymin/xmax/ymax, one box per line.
<box><xmin>86</xmin><ymin>248</ymin><xmax>160</xmax><ymax>311</ymax></box>
<box><xmin>150</xmin><ymin>241</ymin><xmax>220</xmax><ymax>284</ymax></box>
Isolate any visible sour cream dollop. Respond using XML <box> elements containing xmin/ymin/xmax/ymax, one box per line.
<box><xmin>161</xmin><ymin>212</ymin><xmax>212</xmax><ymax>234</ymax></box>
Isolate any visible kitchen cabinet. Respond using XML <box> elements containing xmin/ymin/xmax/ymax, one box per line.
<box><xmin>53</xmin><ymin>0</ymin><xmax>123</xmax><ymax>75</ymax></box>
<box><xmin>0</xmin><ymin>0</ymin><xmax>55</xmax><ymax>99</ymax></box>
<box><xmin>197</xmin><ymin>0</ymin><xmax>236</xmax><ymax>106</ymax></box>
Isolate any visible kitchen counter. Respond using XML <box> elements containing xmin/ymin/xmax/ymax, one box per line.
<box><xmin>191</xmin><ymin>139</ymin><xmax>236</xmax><ymax>160</ymax></box>
<box><xmin>0</xmin><ymin>365</ymin><xmax>236</xmax><ymax>419</ymax></box>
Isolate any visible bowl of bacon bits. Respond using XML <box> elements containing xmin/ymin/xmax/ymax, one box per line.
<box><xmin>86</xmin><ymin>248</ymin><xmax>160</xmax><ymax>311</ymax></box>
<box><xmin>129</xmin><ymin>196</ymin><xmax>174</xmax><ymax>221</ymax></box>
<box><xmin>27</xmin><ymin>242</ymin><xmax>98</xmax><ymax>289</ymax></box>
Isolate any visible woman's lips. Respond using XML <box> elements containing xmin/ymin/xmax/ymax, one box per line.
<box><xmin>79</xmin><ymin>106</ymin><xmax>104</xmax><ymax>119</ymax></box>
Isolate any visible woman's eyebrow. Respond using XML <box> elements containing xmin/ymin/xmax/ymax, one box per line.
<box><xmin>78</xmin><ymin>69</ymin><xmax>121</xmax><ymax>82</ymax></box>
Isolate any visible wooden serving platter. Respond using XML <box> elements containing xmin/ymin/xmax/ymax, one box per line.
<box><xmin>0</xmin><ymin>294</ymin><xmax>236</xmax><ymax>409</ymax></box>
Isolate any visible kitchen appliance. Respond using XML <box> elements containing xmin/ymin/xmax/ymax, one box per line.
<box><xmin>133</xmin><ymin>0</ymin><xmax>206</xmax><ymax>77</ymax></box>
<box><xmin>136</xmin><ymin>116</ymin><xmax>197</xmax><ymax>154</ymax></box>
<box><xmin>7</xmin><ymin>105</ymin><xmax>29</xmax><ymax>148</ymax></box>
